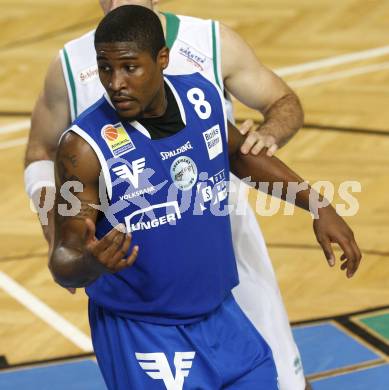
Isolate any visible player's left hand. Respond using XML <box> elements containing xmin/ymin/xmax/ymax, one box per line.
<box><xmin>239</xmin><ymin>119</ymin><xmax>279</xmax><ymax>157</ymax></box>
<box><xmin>313</xmin><ymin>206</ymin><xmax>362</xmax><ymax>278</ymax></box>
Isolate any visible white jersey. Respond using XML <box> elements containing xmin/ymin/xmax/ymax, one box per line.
<box><xmin>60</xmin><ymin>12</ymin><xmax>305</xmax><ymax>390</ymax></box>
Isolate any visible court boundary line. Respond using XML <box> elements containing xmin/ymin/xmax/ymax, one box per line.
<box><xmin>0</xmin><ymin>137</ymin><xmax>27</xmax><ymax>150</ymax></box>
<box><xmin>0</xmin><ymin>271</ymin><xmax>93</xmax><ymax>352</ymax></box>
<box><xmin>0</xmin><ymin>120</ymin><xmax>30</xmax><ymax>135</ymax></box>
<box><xmin>336</xmin><ymin>317</ymin><xmax>389</xmax><ymax>356</ymax></box>
<box><xmin>291</xmin><ymin>306</ymin><xmax>389</xmax><ymax>357</ymax></box>
<box><xmin>288</xmin><ymin>61</ymin><xmax>389</xmax><ymax>88</ymax></box>
<box><xmin>352</xmin><ymin>315</ymin><xmax>389</xmax><ymax>346</ymax></box>
<box><xmin>275</xmin><ymin>45</ymin><xmax>389</xmax><ymax>76</ymax></box>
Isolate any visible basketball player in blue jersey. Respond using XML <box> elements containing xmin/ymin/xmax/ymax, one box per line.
<box><xmin>25</xmin><ymin>2</ymin><xmax>309</xmax><ymax>389</ymax></box>
<box><xmin>49</xmin><ymin>6</ymin><xmax>361</xmax><ymax>390</ymax></box>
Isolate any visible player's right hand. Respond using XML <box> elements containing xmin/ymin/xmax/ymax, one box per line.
<box><xmin>84</xmin><ymin>218</ymin><xmax>139</xmax><ymax>273</ymax></box>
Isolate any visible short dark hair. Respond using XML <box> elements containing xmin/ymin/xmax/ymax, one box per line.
<box><xmin>94</xmin><ymin>5</ymin><xmax>165</xmax><ymax>60</ymax></box>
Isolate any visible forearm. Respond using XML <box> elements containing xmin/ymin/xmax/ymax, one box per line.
<box><xmin>49</xmin><ymin>244</ymin><xmax>105</xmax><ymax>288</ymax></box>
<box><xmin>230</xmin><ymin>150</ymin><xmax>330</xmax><ymax>215</ymax></box>
<box><xmin>260</xmin><ymin>92</ymin><xmax>304</xmax><ymax>147</ymax></box>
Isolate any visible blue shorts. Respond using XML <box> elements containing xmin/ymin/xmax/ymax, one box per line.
<box><xmin>89</xmin><ymin>294</ymin><xmax>278</xmax><ymax>389</ymax></box>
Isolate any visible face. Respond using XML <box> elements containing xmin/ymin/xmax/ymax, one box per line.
<box><xmin>97</xmin><ymin>42</ymin><xmax>169</xmax><ymax>120</ymax></box>
<box><xmin>99</xmin><ymin>0</ymin><xmax>155</xmax><ymax>14</ymax></box>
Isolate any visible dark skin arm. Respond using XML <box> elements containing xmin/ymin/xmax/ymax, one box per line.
<box><xmin>228</xmin><ymin>122</ymin><xmax>362</xmax><ymax>278</ymax></box>
<box><xmin>49</xmin><ymin>132</ymin><xmax>138</xmax><ymax>288</ymax></box>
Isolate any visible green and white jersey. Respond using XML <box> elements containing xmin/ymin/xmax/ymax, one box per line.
<box><xmin>60</xmin><ymin>13</ymin><xmax>229</xmax><ymax>122</ymax></box>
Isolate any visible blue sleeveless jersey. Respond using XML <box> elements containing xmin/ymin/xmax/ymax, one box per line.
<box><xmin>70</xmin><ymin>73</ymin><xmax>239</xmax><ymax>325</ymax></box>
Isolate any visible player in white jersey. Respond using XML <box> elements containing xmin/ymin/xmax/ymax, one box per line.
<box><xmin>24</xmin><ymin>1</ymin><xmax>309</xmax><ymax>389</ymax></box>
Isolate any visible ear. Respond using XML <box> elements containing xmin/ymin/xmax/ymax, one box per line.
<box><xmin>157</xmin><ymin>46</ymin><xmax>170</xmax><ymax>71</ymax></box>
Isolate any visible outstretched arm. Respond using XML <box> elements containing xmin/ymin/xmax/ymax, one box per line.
<box><xmin>221</xmin><ymin>23</ymin><xmax>304</xmax><ymax>155</ymax></box>
<box><xmin>228</xmin><ymin>122</ymin><xmax>362</xmax><ymax>278</ymax></box>
<box><xmin>49</xmin><ymin>132</ymin><xmax>138</xmax><ymax>288</ymax></box>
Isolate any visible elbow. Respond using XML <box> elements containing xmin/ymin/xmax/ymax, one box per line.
<box><xmin>49</xmin><ymin>246</ymin><xmax>89</xmax><ymax>288</ymax></box>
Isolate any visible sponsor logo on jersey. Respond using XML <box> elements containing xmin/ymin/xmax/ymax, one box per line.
<box><xmin>112</xmin><ymin>158</ymin><xmax>146</xmax><ymax>189</ymax></box>
<box><xmin>170</xmin><ymin>156</ymin><xmax>198</xmax><ymax>191</ymax></box>
<box><xmin>178</xmin><ymin>45</ymin><xmax>206</xmax><ymax>71</ymax></box>
<box><xmin>124</xmin><ymin>201</ymin><xmax>181</xmax><ymax>233</ymax></box>
<box><xmin>203</xmin><ymin>124</ymin><xmax>222</xmax><ymax>160</ymax></box>
<box><xmin>135</xmin><ymin>351</ymin><xmax>195</xmax><ymax>390</ymax></box>
<box><xmin>78</xmin><ymin>65</ymin><xmax>99</xmax><ymax>84</ymax></box>
<box><xmin>119</xmin><ymin>186</ymin><xmax>155</xmax><ymax>201</ymax></box>
<box><xmin>160</xmin><ymin>141</ymin><xmax>193</xmax><ymax>161</ymax></box>
<box><xmin>197</xmin><ymin>169</ymin><xmax>227</xmax><ymax>211</ymax></box>
<box><xmin>101</xmin><ymin>122</ymin><xmax>136</xmax><ymax>157</ymax></box>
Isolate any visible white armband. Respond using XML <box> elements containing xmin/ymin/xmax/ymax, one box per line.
<box><xmin>24</xmin><ymin>160</ymin><xmax>55</xmax><ymax>200</ymax></box>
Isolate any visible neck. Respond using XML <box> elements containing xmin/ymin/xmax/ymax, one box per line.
<box><xmin>142</xmin><ymin>81</ymin><xmax>167</xmax><ymax>119</ymax></box>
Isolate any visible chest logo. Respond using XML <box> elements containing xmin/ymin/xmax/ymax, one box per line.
<box><xmin>101</xmin><ymin>122</ymin><xmax>136</xmax><ymax>157</ymax></box>
<box><xmin>112</xmin><ymin>158</ymin><xmax>146</xmax><ymax>189</ymax></box>
<box><xmin>170</xmin><ymin>156</ymin><xmax>198</xmax><ymax>191</ymax></box>
<box><xmin>125</xmin><ymin>201</ymin><xmax>182</xmax><ymax>233</ymax></box>
<box><xmin>160</xmin><ymin>141</ymin><xmax>193</xmax><ymax>161</ymax></box>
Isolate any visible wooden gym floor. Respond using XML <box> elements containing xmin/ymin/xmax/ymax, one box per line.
<box><xmin>0</xmin><ymin>0</ymin><xmax>388</xmax><ymax>379</ymax></box>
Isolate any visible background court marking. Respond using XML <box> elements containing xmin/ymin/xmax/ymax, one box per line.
<box><xmin>0</xmin><ymin>120</ymin><xmax>30</xmax><ymax>135</ymax></box>
<box><xmin>289</xmin><ymin>62</ymin><xmax>389</xmax><ymax>88</ymax></box>
<box><xmin>0</xmin><ymin>137</ymin><xmax>28</xmax><ymax>150</ymax></box>
<box><xmin>275</xmin><ymin>44</ymin><xmax>389</xmax><ymax>76</ymax></box>
<box><xmin>0</xmin><ymin>271</ymin><xmax>93</xmax><ymax>352</ymax></box>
